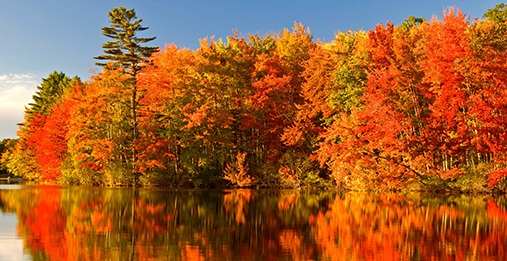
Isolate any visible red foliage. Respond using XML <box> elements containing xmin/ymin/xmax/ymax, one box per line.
<box><xmin>23</xmin><ymin>188</ymin><xmax>68</xmax><ymax>260</ymax></box>
<box><xmin>488</xmin><ymin>169</ymin><xmax>507</xmax><ymax>188</ymax></box>
<box><xmin>34</xmin><ymin>100</ymin><xmax>75</xmax><ymax>180</ymax></box>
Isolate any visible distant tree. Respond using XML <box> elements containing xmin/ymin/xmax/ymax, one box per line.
<box><xmin>0</xmin><ymin>139</ymin><xmax>15</xmax><ymax>174</ymax></box>
<box><xmin>0</xmin><ymin>139</ymin><xmax>10</xmax><ymax>155</ymax></box>
<box><xmin>26</xmin><ymin>71</ymin><xmax>80</xmax><ymax>121</ymax></box>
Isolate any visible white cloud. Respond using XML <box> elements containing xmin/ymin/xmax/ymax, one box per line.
<box><xmin>0</xmin><ymin>73</ymin><xmax>39</xmax><ymax>139</ymax></box>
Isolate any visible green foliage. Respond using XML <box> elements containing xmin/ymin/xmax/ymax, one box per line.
<box><xmin>470</xmin><ymin>12</ymin><xmax>507</xmax><ymax>53</ymax></box>
<box><xmin>400</xmin><ymin>16</ymin><xmax>426</xmax><ymax>31</ymax></box>
<box><xmin>25</xmin><ymin>71</ymin><xmax>79</xmax><ymax>121</ymax></box>
<box><xmin>0</xmin><ymin>139</ymin><xmax>11</xmax><ymax>154</ymax></box>
<box><xmin>94</xmin><ymin>6</ymin><xmax>157</xmax><ymax>75</ymax></box>
<box><xmin>328</xmin><ymin>31</ymin><xmax>368</xmax><ymax>115</ymax></box>
<box><xmin>60</xmin><ymin>157</ymin><xmax>102</xmax><ymax>186</ymax></box>
<box><xmin>103</xmin><ymin>161</ymin><xmax>134</xmax><ymax>186</ymax></box>
<box><xmin>483</xmin><ymin>3</ymin><xmax>507</xmax><ymax>23</ymax></box>
<box><xmin>0</xmin><ymin>139</ymin><xmax>15</xmax><ymax>174</ymax></box>
<box><xmin>451</xmin><ymin>164</ymin><xmax>491</xmax><ymax>193</ymax></box>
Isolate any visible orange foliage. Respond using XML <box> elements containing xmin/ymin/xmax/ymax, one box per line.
<box><xmin>224</xmin><ymin>152</ymin><xmax>255</xmax><ymax>187</ymax></box>
<box><xmin>12</xmin><ymin>5</ymin><xmax>507</xmax><ymax>190</ymax></box>
<box><xmin>223</xmin><ymin>189</ymin><xmax>253</xmax><ymax>224</ymax></box>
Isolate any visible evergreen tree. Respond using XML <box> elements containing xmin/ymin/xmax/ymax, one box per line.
<box><xmin>94</xmin><ymin>7</ymin><xmax>157</xmax><ymax>184</ymax></box>
<box><xmin>94</xmin><ymin>6</ymin><xmax>158</xmax><ymax>76</ymax></box>
<box><xmin>26</xmin><ymin>71</ymin><xmax>80</xmax><ymax>121</ymax></box>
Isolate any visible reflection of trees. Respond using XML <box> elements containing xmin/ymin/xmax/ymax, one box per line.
<box><xmin>1</xmin><ymin>188</ymin><xmax>507</xmax><ymax>260</ymax></box>
<box><xmin>0</xmin><ymin>188</ymin><xmax>334</xmax><ymax>260</ymax></box>
<box><xmin>310</xmin><ymin>193</ymin><xmax>507</xmax><ymax>260</ymax></box>
<box><xmin>223</xmin><ymin>189</ymin><xmax>253</xmax><ymax>224</ymax></box>
<box><xmin>23</xmin><ymin>187</ymin><xmax>68</xmax><ymax>261</ymax></box>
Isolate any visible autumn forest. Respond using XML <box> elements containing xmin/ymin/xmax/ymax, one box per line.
<box><xmin>2</xmin><ymin>5</ymin><xmax>507</xmax><ymax>192</ymax></box>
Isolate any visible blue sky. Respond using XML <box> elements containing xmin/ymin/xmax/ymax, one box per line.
<box><xmin>0</xmin><ymin>0</ymin><xmax>500</xmax><ymax>139</ymax></box>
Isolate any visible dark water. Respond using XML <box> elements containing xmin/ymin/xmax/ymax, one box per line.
<box><xmin>0</xmin><ymin>184</ymin><xmax>506</xmax><ymax>261</ymax></box>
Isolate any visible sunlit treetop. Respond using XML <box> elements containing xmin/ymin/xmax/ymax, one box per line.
<box><xmin>483</xmin><ymin>3</ymin><xmax>507</xmax><ymax>23</ymax></box>
<box><xmin>94</xmin><ymin>6</ymin><xmax>158</xmax><ymax>76</ymax></box>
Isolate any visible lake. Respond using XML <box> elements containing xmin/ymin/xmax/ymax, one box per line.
<box><xmin>0</xmin><ymin>183</ymin><xmax>506</xmax><ymax>261</ymax></box>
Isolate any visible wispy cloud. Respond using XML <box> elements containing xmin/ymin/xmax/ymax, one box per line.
<box><xmin>0</xmin><ymin>73</ymin><xmax>38</xmax><ymax>138</ymax></box>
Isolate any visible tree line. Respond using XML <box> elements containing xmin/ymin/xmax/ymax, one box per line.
<box><xmin>3</xmin><ymin>5</ymin><xmax>507</xmax><ymax>191</ymax></box>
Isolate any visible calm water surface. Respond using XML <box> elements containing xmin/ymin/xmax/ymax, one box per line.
<box><xmin>0</xmin><ymin>184</ymin><xmax>506</xmax><ymax>260</ymax></box>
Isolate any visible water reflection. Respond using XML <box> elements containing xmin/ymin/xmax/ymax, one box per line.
<box><xmin>0</xmin><ymin>186</ymin><xmax>506</xmax><ymax>260</ymax></box>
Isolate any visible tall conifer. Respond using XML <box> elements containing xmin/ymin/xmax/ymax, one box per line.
<box><xmin>95</xmin><ymin>7</ymin><xmax>157</xmax><ymax>185</ymax></box>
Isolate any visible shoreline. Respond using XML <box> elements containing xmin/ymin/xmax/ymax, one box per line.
<box><xmin>0</xmin><ymin>178</ymin><xmax>503</xmax><ymax>195</ymax></box>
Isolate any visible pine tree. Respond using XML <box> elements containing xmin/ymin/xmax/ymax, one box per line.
<box><xmin>94</xmin><ymin>6</ymin><xmax>157</xmax><ymax>75</ymax></box>
<box><xmin>94</xmin><ymin>7</ymin><xmax>157</xmax><ymax>185</ymax></box>
<box><xmin>26</xmin><ymin>71</ymin><xmax>79</xmax><ymax>120</ymax></box>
